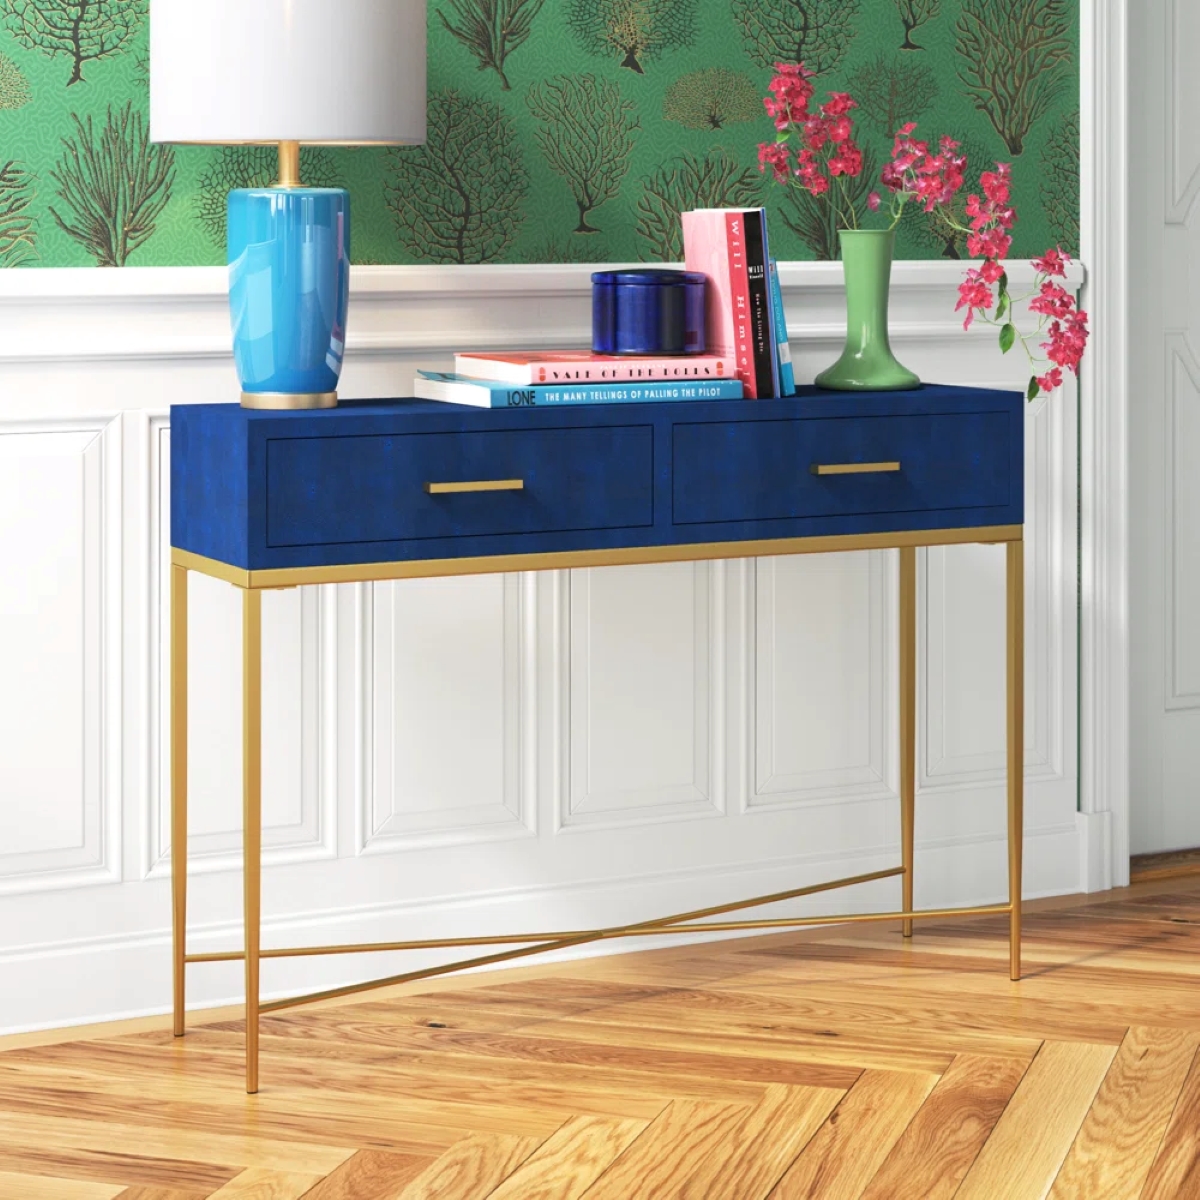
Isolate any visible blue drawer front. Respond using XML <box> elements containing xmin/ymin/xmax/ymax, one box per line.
<box><xmin>170</xmin><ymin>387</ymin><xmax>1023</xmax><ymax>571</ymax></box>
<box><xmin>672</xmin><ymin>412</ymin><xmax>1011</xmax><ymax>526</ymax></box>
<box><xmin>265</xmin><ymin>425</ymin><xmax>654</xmax><ymax>547</ymax></box>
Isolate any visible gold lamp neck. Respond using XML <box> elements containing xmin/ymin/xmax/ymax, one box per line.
<box><xmin>277</xmin><ymin>141</ymin><xmax>301</xmax><ymax>188</ymax></box>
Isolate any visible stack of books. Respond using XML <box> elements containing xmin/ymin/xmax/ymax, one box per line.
<box><xmin>682</xmin><ymin>207</ymin><xmax>795</xmax><ymax>400</ymax></box>
<box><xmin>414</xmin><ymin>207</ymin><xmax>795</xmax><ymax>410</ymax></box>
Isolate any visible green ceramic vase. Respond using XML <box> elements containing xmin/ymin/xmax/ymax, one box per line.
<box><xmin>815</xmin><ymin>229</ymin><xmax>920</xmax><ymax>391</ymax></box>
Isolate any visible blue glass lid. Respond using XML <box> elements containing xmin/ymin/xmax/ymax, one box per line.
<box><xmin>591</xmin><ymin>269</ymin><xmax>707</xmax><ymax>286</ymax></box>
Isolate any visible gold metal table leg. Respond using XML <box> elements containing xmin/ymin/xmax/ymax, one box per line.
<box><xmin>242</xmin><ymin>588</ymin><xmax>263</xmax><ymax>1093</ymax></box>
<box><xmin>171</xmin><ymin>564</ymin><xmax>189</xmax><ymax>1037</ymax></box>
<box><xmin>1007</xmin><ymin>538</ymin><xmax>1025</xmax><ymax>981</ymax></box>
<box><xmin>899</xmin><ymin>546</ymin><xmax>917</xmax><ymax>939</ymax></box>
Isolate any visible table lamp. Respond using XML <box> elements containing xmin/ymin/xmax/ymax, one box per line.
<box><xmin>149</xmin><ymin>0</ymin><xmax>426</xmax><ymax>409</ymax></box>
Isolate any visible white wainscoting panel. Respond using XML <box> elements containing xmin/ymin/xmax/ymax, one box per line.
<box><xmin>1167</xmin><ymin>339</ymin><xmax>1200</xmax><ymax>708</ymax></box>
<box><xmin>749</xmin><ymin>551</ymin><xmax>892</xmax><ymax>809</ymax></box>
<box><xmin>563</xmin><ymin>561</ymin><xmax>723</xmax><ymax>830</ymax></box>
<box><xmin>361</xmin><ymin>572</ymin><xmax>535</xmax><ymax>851</ymax></box>
<box><xmin>0</xmin><ymin>263</ymin><xmax>1083</xmax><ymax>1033</ymax></box>
<box><xmin>0</xmin><ymin>419</ymin><xmax>121</xmax><ymax>895</ymax></box>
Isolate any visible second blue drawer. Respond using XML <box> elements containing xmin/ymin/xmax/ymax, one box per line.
<box><xmin>266</xmin><ymin>425</ymin><xmax>654</xmax><ymax>547</ymax></box>
<box><xmin>672</xmin><ymin>412</ymin><xmax>1012</xmax><ymax>525</ymax></box>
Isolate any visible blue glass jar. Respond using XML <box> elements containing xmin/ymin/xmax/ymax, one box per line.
<box><xmin>592</xmin><ymin>269</ymin><xmax>707</xmax><ymax>356</ymax></box>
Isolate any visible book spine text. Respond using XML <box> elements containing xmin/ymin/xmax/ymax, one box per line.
<box><xmin>724</xmin><ymin>211</ymin><xmax>756</xmax><ymax>398</ymax></box>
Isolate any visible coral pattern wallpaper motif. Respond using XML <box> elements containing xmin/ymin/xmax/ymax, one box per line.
<box><xmin>0</xmin><ymin>0</ymin><xmax>1078</xmax><ymax>268</ymax></box>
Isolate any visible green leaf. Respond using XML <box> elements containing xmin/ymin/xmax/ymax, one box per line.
<box><xmin>776</xmin><ymin>130</ymin><xmax>790</xmax><ymax>143</ymax></box>
<box><xmin>996</xmin><ymin>291</ymin><xmax>1009</xmax><ymax>320</ymax></box>
<box><xmin>1027</xmin><ymin>376</ymin><xmax>1040</xmax><ymax>402</ymax></box>
<box><xmin>1000</xmin><ymin>323</ymin><xmax>1017</xmax><ymax>354</ymax></box>
<box><xmin>999</xmin><ymin>271</ymin><xmax>1009</xmax><ymax>295</ymax></box>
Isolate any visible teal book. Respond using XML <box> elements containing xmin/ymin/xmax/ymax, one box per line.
<box><xmin>415</xmin><ymin>371</ymin><xmax>744</xmax><ymax>408</ymax></box>
<box><xmin>769</xmin><ymin>259</ymin><xmax>796</xmax><ymax>397</ymax></box>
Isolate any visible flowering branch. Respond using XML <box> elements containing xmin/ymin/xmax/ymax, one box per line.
<box><xmin>755</xmin><ymin>64</ymin><xmax>1089</xmax><ymax>399</ymax></box>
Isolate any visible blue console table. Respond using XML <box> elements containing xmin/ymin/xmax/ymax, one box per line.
<box><xmin>170</xmin><ymin>384</ymin><xmax>1026</xmax><ymax>1093</ymax></box>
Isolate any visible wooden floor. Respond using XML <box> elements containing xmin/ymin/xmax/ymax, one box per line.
<box><xmin>1131</xmin><ymin>847</ymin><xmax>1200</xmax><ymax>883</ymax></box>
<box><xmin>7</xmin><ymin>881</ymin><xmax>1200</xmax><ymax>1199</ymax></box>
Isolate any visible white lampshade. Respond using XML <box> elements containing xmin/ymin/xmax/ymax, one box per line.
<box><xmin>149</xmin><ymin>0</ymin><xmax>426</xmax><ymax>145</ymax></box>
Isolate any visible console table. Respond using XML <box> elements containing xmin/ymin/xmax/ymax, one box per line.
<box><xmin>170</xmin><ymin>384</ymin><xmax>1026</xmax><ymax>1093</ymax></box>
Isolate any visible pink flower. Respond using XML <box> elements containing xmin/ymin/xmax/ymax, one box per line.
<box><xmin>867</xmin><ymin>191</ymin><xmax>882</xmax><ymax>211</ymax></box>
<box><xmin>980</xmin><ymin>164</ymin><xmax>1011</xmax><ymax>206</ymax></box>
<box><xmin>826</xmin><ymin>115</ymin><xmax>853</xmax><ymax>144</ymax></box>
<box><xmin>757</xmin><ymin>141</ymin><xmax>792</xmax><ymax>184</ymax></box>
<box><xmin>979</xmin><ymin>259</ymin><xmax>1005</xmax><ymax>284</ymax></box>
<box><xmin>1043</xmin><ymin>309</ymin><xmax>1089</xmax><ymax>373</ymax></box>
<box><xmin>967</xmin><ymin>228</ymin><xmax>1012</xmax><ymax>260</ymax></box>
<box><xmin>764</xmin><ymin>62</ymin><xmax>816</xmax><ymax>129</ymax></box>
<box><xmin>1028</xmin><ymin>280</ymin><xmax>1074</xmax><ymax>321</ymax></box>
<box><xmin>1032</xmin><ymin>247</ymin><xmax>1070</xmax><ymax>278</ymax></box>
<box><xmin>794</xmin><ymin>148</ymin><xmax>830</xmax><ymax>196</ymax></box>
<box><xmin>821</xmin><ymin>92</ymin><xmax>856</xmax><ymax>117</ymax></box>
<box><xmin>1036</xmin><ymin>368</ymin><xmax>1064</xmax><ymax>393</ymax></box>
<box><xmin>885</xmin><ymin>124</ymin><xmax>968</xmax><ymax>213</ymax></box>
<box><xmin>828</xmin><ymin>140</ymin><xmax>863</xmax><ymax>177</ymax></box>
<box><xmin>956</xmin><ymin>268</ymin><xmax>995</xmax><ymax>330</ymax></box>
<box><xmin>803</xmin><ymin>115</ymin><xmax>829</xmax><ymax>150</ymax></box>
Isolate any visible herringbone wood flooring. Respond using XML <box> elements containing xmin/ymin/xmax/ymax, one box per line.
<box><xmin>6</xmin><ymin>879</ymin><xmax>1200</xmax><ymax>1198</ymax></box>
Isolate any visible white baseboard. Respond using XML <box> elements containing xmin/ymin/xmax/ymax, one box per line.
<box><xmin>1077</xmin><ymin>809</ymin><xmax>1115</xmax><ymax>893</ymax></box>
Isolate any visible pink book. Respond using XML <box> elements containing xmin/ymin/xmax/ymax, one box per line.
<box><xmin>455</xmin><ymin>350</ymin><xmax>731</xmax><ymax>386</ymax></box>
<box><xmin>683</xmin><ymin>209</ymin><xmax>758</xmax><ymax>398</ymax></box>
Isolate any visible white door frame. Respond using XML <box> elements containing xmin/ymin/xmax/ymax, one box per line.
<box><xmin>1079</xmin><ymin>0</ymin><xmax>1131</xmax><ymax>890</ymax></box>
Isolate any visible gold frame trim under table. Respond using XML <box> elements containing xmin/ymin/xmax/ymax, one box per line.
<box><xmin>170</xmin><ymin>524</ymin><xmax>1026</xmax><ymax>1095</ymax></box>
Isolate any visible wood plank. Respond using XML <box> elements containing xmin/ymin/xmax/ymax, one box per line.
<box><xmin>954</xmin><ymin>1041</ymin><xmax>1117</xmax><ymax>1199</ymax></box>
<box><xmin>1048</xmin><ymin>1026</ymin><xmax>1199</xmax><ymax>1199</ymax></box>
<box><xmin>0</xmin><ymin>1173</ymin><xmax>123</xmax><ymax>1199</ymax></box>
<box><xmin>396</xmin><ymin>1132</ymin><xmax>543</xmax><ymax>1200</ymax></box>
<box><xmin>205</xmin><ymin>1170</ymin><xmax>324</xmax><ymax>1199</ymax></box>
<box><xmin>0</xmin><ymin>1145</ymin><xmax>237</xmax><ymax>1192</ymax></box>
<box><xmin>113</xmin><ymin>1190</ymin><xmax>208</xmax><ymax>1200</ymax></box>
<box><xmin>566</xmin><ymin>986</ymin><xmax>1043</xmax><ymax>1062</ymax></box>
<box><xmin>0</xmin><ymin>1111</ymin><xmax>354</xmax><ymax>1178</ymax></box>
<box><xmin>768</xmin><ymin>1069</ymin><xmax>938</xmax><ymax>1198</ymax></box>
<box><xmin>573</xmin><ymin>1101</ymin><xmax>750</xmax><ymax>1199</ymax></box>
<box><xmin>528</xmin><ymin>1015</ymin><xmax>955</xmax><ymax>1075</ymax></box>
<box><xmin>678</xmin><ymin>1085</ymin><xmax>845</xmax><ymax>1200</ymax></box>
<box><xmin>5</xmin><ymin>1035</ymin><xmax>676</xmax><ymax>1120</ymax></box>
<box><xmin>860</xmin><ymin>1054</ymin><xmax>1028</xmax><ymax>1200</ymax></box>
<box><xmin>718</xmin><ymin>978</ymin><xmax>1130</xmax><ymax>1047</ymax></box>
<box><xmin>298</xmin><ymin>1150</ymin><xmax>432</xmax><ymax>1199</ymax></box>
<box><xmin>485</xmin><ymin>1116</ymin><xmax>647</xmax><ymax>1200</ymax></box>
<box><xmin>1140</xmin><ymin>1040</ymin><xmax>1200</xmax><ymax>1200</ymax></box>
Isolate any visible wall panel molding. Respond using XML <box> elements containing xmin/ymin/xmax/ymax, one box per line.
<box><xmin>559</xmin><ymin>561</ymin><xmax>726</xmax><ymax>831</ymax></box>
<box><xmin>0</xmin><ymin>417</ymin><xmax>122</xmax><ymax>895</ymax></box>
<box><xmin>745</xmin><ymin>551</ymin><xmax>895</xmax><ymax>812</ymax></box>
<box><xmin>1166</xmin><ymin>336</ymin><xmax>1200</xmax><ymax>709</ymax></box>
<box><xmin>358</xmin><ymin>572</ymin><xmax>537</xmax><ymax>853</ymax></box>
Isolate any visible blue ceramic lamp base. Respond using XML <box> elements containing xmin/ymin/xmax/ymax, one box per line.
<box><xmin>228</xmin><ymin>184</ymin><xmax>351</xmax><ymax>410</ymax></box>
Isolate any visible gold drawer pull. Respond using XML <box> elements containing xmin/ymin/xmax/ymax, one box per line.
<box><xmin>424</xmin><ymin>478</ymin><xmax>525</xmax><ymax>494</ymax></box>
<box><xmin>811</xmin><ymin>461</ymin><xmax>901</xmax><ymax>476</ymax></box>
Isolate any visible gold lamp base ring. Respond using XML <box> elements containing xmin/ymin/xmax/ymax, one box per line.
<box><xmin>241</xmin><ymin>391</ymin><xmax>338</xmax><ymax>411</ymax></box>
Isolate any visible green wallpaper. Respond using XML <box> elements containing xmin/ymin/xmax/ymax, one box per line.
<box><xmin>0</xmin><ymin>0</ymin><xmax>1079</xmax><ymax>268</ymax></box>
